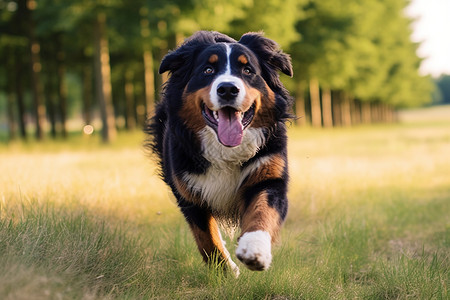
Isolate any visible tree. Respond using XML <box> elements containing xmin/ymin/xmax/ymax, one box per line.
<box><xmin>0</xmin><ymin>0</ymin><xmax>435</xmax><ymax>140</ymax></box>
<box><xmin>140</xmin><ymin>6</ymin><xmax>156</xmax><ymax>119</ymax></box>
<box><xmin>229</xmin><ymin>0</ymin><xmax>304</xmax><ymax>48</ymax></box>
<box><xmin>292</xmin><ymin>0</ymin><xmax>432</xmax><ymax>126</ymax></box>
<box><xmin>434</xmin><ymin>75</ymin><xmax>450</xmax><ymax>104</ymax></box>
<box><xmin>93</xmin><ymin>11</ymin><xmax>116</xmax><ymax>142</ymax></box>
<box><xmin>21</xmin><ymin>0</ymin><xmax>47</xmax><ymax>139</ymax></box>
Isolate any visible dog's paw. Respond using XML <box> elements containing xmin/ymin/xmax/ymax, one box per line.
<box><xmin>228</xmin><ymin>260</ymin><xmax>240</xmax><ymax>278</ymax></box>
<box><xmin>236</xmin><ymin>230</ymin><xmax>272</xmax><ymax>271</ymax></box>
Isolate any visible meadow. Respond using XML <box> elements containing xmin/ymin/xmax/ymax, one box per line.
<box><xmin>0</xmin><ymin>106</ymin><xmax>449</xmax><ymax>299</ymax></box>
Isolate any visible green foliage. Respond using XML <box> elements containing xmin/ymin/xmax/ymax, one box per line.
<box><xmin>229</xmin><ymin>0</ymin><xmax>306</xmax><ymax>48</ymax></box>
<box><xmin>0</xmin><ymin>0</ymin><xmax>436</xmax><ymax>139</ymax></box>
<box><xmin>293</xmin><ymin>0</ymin><xmax>433</xmax><ymax>107</ymax></box>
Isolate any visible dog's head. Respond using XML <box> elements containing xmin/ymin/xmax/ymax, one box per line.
<box><xmin>160</xmin><ymin>31</ymin><xmax>293</xmax><ymax>148</ymax></box>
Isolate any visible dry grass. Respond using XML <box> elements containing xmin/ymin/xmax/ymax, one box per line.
<box><xmin>0</xmin><ymin>106</ymin><xmax>449</xmax><ymax>299</ymax></box>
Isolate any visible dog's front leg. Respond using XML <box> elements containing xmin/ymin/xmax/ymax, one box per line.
<box><xmin>236</xmin><ymin>190</ymin><xmax>286</xmax><ymax>271</ymax></box>
<box><xmin>178</xmin><ymin>200</ymin><xmax>240</xmax><ymax>276</ymax></box>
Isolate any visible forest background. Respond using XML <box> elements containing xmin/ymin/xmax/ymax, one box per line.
<box><xmin>1</xmin><ymin>0</ymin><xmax>449</xmax><ymax>143</ymax></box>
<box><xmin>1</xmin><ymin>1</ymin><xmax>449</xmax><ymax>298</ymax></box>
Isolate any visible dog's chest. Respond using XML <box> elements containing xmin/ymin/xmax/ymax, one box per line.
<box><xmin>182</xmin><ymin>157</ymin><xmax>268</xmax><ymax>213</ymax></box>
<box><xmin>183</xmin><ymin>165</ymin><xmax>243</xmax><ymax>212</ymax></box>
<box><xmin>182</xmin><ymin>127</ymin><xmax>267</xmax><ymax>212</ymax></box>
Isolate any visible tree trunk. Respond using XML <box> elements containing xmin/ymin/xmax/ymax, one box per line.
<box><xmin>124</xmin><ymin>69</ymin><xmax>136</xmax><ymax>130</ymax></box>
<box><xmin>7</xmin><ymin>82</ymin><xmax>16</xmax><ymax>141</ymax></box>
<box><xmin>45</xmin><ymin>72</ymin><xmax>57</xmax><ymax>138</ymax></box>
<box><xmin>379</xmin><ymin>103</ymin><xmax>385</xmax><ymax>122</ymax></box>
<box><xmin>15</xmin><ymin>54</ymin><xmax>27</xmax><ymax>139</ymax></box>
<box><xmin>351</xmin><ymin>97</ymin><xmax>361</xmax><ymax>125</ymax></box>
<box><xmin>309</xmin><ymin>78</ymin><xmax>322</xmax><ymax>127</ymax></box>
<box><xmin>384</xmin><ymin>104</ymin><xmax>395</xmax><ymax>123</ymax></box>
<box><xmin>392</xmin><ymin>107</ymin><xmax>399</xmax><ymax>122</ymax></box>
<box><xmin>332</xmin><ymin>91</ymin><xmax>342</xmax><ymax>127</ymax></box>
<box><xmin>361</xmin><ymin>101</ymin><xmax>371</xmax><ymax>124</ymax></box>
<box><xmin>371</xmin><ymin>102</ymin><xmax>380</xmax><ymax>123</ymax></box>
<box><xmin>140</xmin><ymin>6</ymin><xmax>156</xmax><ymax>120</ymax></box>
<box><xmin>94</xmin><ymin>12</ymin><xmax>116</xmax><ymax>143</ymax></box>
<box><xmin>56</xmin><ymin>34</ymin><xmax>68</xmax><ymax>138</ymax></box>
<box><xmin>378</xmin><ymin>103</ymin><xmax>385</xmax><ymax>122</ymax></box>
<box><xmin>390</xmin><ymin>105</ymin><xmax>397</xmax><ymax>123</ymax></box>
<box><xmin>27</xmin><ymin>0</ymin><xmax>46</xmax><ymax>140</ymax></box>
<box><xmin>6</xmin><ymin>46</ymin><xmax>16</xmax><ymax>140</ymax></box>
<box><xmin>135</xmin><ymin>95</ymin><xmax>146</xmax><ymax>127</ymax></box>
<box><xmin>340</xmin><ymin>92</ymin><xmax>351</xmax><ymax>127</ymax></box>
<box><xmin>295</xmin><ymin>81</ymin><xmax>307</xmax><ymax>126</ymax></box>
<box><xmin>384</xmin><ymin>104</ymin><xmax>390</xmax><ymax>123</ymax></box>
<box><xmin>15</xmin><ymin>1</ymin><xmax>28</xmax><ymax>139</ymax></box>
<box><xmin>82</xmin><ymin>65</ymin><xmax>93</xmax><ymax>125</ymax></box>
<box><xmin>321</xmin><ymin>87</ymin><xmax>332</xmax><ymax>127</ymax></box>
<box><xmin>143</xmin><ymin>48</ymin><xmax>155</xmax><ymax>119</ymax></box>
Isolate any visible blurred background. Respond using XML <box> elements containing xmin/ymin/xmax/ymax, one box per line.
<box><xmin>0</xmin><ymin>0</ymin><xmax>449</xmax><ymax>143</ymax></box>
<box><xmin>1</xmin><ymin>2</ymin><xmax>449</xmax><ymax>297</ymax></box>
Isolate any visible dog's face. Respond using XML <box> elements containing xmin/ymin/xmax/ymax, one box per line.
<box><xmin>160</xmin><ymin>31</ymin><xmax>292</xmax><ymax>148</ymax></box>
<box><xmin>184</xmin><ymin>43</ymin><xmax>270</xmax><ymax>147</ymax></box>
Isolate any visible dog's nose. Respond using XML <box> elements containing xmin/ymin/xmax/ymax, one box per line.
<box><xmin>217</xmin><ymin>82</ymin><xmax>240</xmax><ymax>101</ymax></box>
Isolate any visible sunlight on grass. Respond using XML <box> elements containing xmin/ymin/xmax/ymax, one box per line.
<box><xmin>1</xmin><ymin>147</ymin><xmax>178</xmax><ymax>229</ymax></box>
<box><xmin>1</xmin><ymin>112</ymin><xmax>449</xmax><ymax>298</ymax></box>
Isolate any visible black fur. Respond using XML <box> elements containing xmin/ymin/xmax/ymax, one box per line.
<box><xmin>145</xmin><ymin>31</ymin><xmax>294</xmax><ymax>272</ymax></box>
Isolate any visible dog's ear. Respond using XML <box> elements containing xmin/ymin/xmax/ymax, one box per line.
<box><xmin>159</xmin><ymin>50</ymin><xmax>184</xmax><ymax>74</ymax></box>
<box><xmin>159</xmin><ymin>31</ymin><xmax>236</xmax><ymax>74</ymax></box>
<box><xmin>239</xmin><ymin>32</ymin><xmax>293</xmax><ymax>77</ymax></box>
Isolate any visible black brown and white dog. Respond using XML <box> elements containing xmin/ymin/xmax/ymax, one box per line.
<box><xmin>146</xmin><ymin>31</ymin><xmax>293</xmax><ymax>276</ymax></box>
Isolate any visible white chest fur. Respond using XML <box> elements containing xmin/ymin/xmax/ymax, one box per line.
<box><xmin>182</xmin><ymin>127</ymin><xmax>267</xmax><ymax>213</ymax></box>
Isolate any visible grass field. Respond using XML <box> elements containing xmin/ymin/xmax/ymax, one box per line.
<box><xmin>1</xmin><ymin>106</ymin><xmax>449</xmax><ymax>299</ymax></box>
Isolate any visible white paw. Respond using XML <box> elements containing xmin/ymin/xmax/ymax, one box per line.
<box><xmin>236</xmin><ymin>230</ymin><xmax>272</xmax><ymax>271</ymax></box>
<box><xmin>217</xmin><ymin>230</ymin><xmax>240</xmax><ymax>277</ymax></box>
<box><xmin>228</xmin><ymin>259</ymin><xmax>240</xmax><ymax>278</ymax></box>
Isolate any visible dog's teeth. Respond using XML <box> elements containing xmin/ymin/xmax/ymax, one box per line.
<box><xmin>240</xmin><ymin>112</ymin><xmax>244</xmax><ymax>121</ymax></box>
<box><xmin>214</xmin><ymin>111</ymin><xmax>219</xmax><ymax>121</ymax></box>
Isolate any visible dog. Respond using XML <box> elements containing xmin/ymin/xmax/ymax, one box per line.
<box><xmin>146</xmin><ymin>31</ymin><xmax>293</xmax><ymax>276</ymax></box>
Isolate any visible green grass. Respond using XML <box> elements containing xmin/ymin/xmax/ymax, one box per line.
<box><xmin>1</xmin><ymin>106</ymin><xmax>449</xmax><ymax>299</ymax></box>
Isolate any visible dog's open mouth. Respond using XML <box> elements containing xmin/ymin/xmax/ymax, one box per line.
<box><xmin>201</xmin><ymin>103</ymin><xmax>255</xmax><ymax>147</ymax></box>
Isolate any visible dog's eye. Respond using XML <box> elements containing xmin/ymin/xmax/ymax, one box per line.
<box><xmin>243</xmin><ymin>67</ymin><xmax>252</xmax><ymax>75</ymax></box>
<box><xmin>204</xmin><ymin>67</ymin><xmax>214</xmax><ymax>74</ymax></box>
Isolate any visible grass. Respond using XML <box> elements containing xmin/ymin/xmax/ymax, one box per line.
<box><xmin>1</xmin><ymin>106</ymin><xmax>449</xmax><ymax>299</ymax></box>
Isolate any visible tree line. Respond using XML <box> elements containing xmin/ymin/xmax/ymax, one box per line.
<box><xmin>433</xmin><ymin>75</ymin><xmax>450</xmax><ymax>105</ymax></box>
<box><xmin>0</xmin><ymin>0</ymin><xmax>434</xmax><ymax>142</ymax></box>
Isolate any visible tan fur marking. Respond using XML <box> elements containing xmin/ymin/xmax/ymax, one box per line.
<box><xmin>240</xmin><ymin>191</ymin><xmax>282</xmax><ymax>242</ymax></box>
<box><xmin>173</xmin><ymin>176</ymin><xmax>230</xmax><ymax>265</ymax></box>
<box><xmin>251</xmin><ymin>83</ymin><xmax>276</xmax><ymax>128</ymax></box>
<box><xmin>180</xmin><ymin>87</ymin><xmax>212</xmax><ymax>132</ymax></box>
<box><xmin>238</xmin><ymin>54</ymin><xmax>248</xmax><ymax>65</ymax></box>
<box><xmin>207</xmin><ymin>216</ymin><xmax>228</xmax><ymax>256</ymax></box>
<box><xmin>189</xmin><ymin>214</ymin><xmax>229</xmax><ymax>264</ymax></box>
<box><xmin>208</xmin><ymin>54</ymin><xmax>219</xmax><ymax>64</ymax></box>
<box><xmin>244</xmin><ymin>154</ymin><xmax>285</xmax><ymax>187</ymax></box>
<box><xmin>241</xmin><ymin>85</ymin><xmax>261</xmax><ymax>113</ymax></box>
<box><xmin>173</xmin><ymin>175</ymin><xmax>200</xmax><ymax>204</ymax></box>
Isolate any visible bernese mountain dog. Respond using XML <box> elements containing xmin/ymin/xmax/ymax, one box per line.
<box><xmin>146</xmin><ymin>31</ymin><xmax>293</xmax><ymax>276</ymax></box>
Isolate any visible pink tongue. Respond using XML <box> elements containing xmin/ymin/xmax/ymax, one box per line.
<box><xmin>217</xmin><ymin>108</ymin><xmax>243</xmax><ymax>147</ymax></box>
